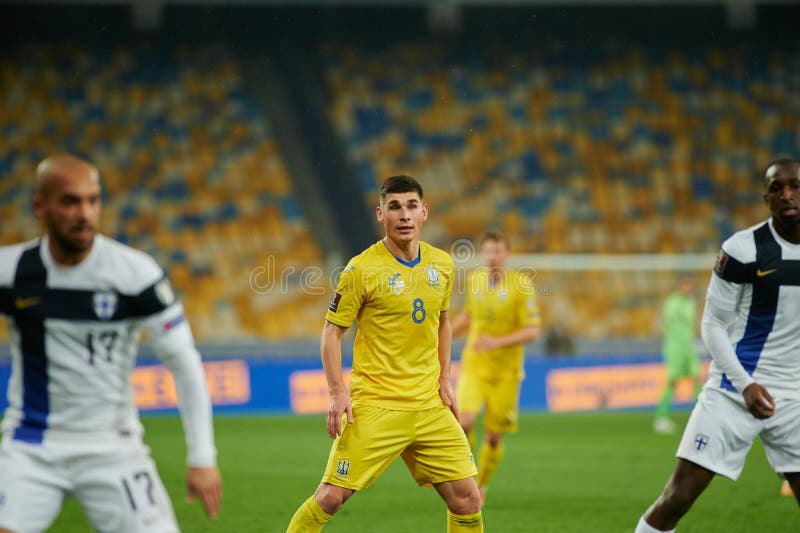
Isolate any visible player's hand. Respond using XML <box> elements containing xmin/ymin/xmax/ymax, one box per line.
<box><xmin>743</xmin><ymin>382</ymin><xmax>775</xmax><ymax>419</ymax></box>
<box><xmin>186</xmin><ymin>466</ymin><xmax>223</xmax><ymax>519</ymax></box>
<box><xmin>327</xmin><ymin>390</ymin><xmax>353</xmax><ymax>439</ymax></box>
<box><xmin>438</xmin><ymin>374</ymin><xmax>459</xmax><ymax>420</ymax></box>
<box><xmin>473</xmin><ymin>334</ymin><xmax>499</xmax><ymax>353</ymax></box>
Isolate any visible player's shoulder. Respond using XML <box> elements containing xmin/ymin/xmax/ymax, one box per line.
<box><xmin>421</xmin><ymin>241</ymin><xmax>454</xmax><ymax>269</ymax></box>
<box><xmin>720</xmin><ymin>219</ymin><xmax>768</xmax><ymax>263</ymax></box>
<box><xmin>347</xmin><ymin>241</ymin><xmax>383</xmax><ymax>270</ymax></box>
<box><xmin>96</xmin><ymin>235</ymin><xmax>166</xmax><ymax>293</ymax></box>
<box><xmin>0</xmin><ymin>239</ymin><xmax>39</xmax><ymax>287</ymax></box>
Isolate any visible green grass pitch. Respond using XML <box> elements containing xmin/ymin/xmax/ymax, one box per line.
<box><xmin>49</xmin><ymin>411</ymin><xmax>797</xmax><ymax>532</ymax></box>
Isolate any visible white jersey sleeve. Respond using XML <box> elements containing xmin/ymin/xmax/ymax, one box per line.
<box><xmin>127</xmin><ymin>251</ymin><xmax>217</xmax><ymax>467</ymax></box>
<box><xmin>702</xmin><ymin>232</ymin><xmax>755</xmax><ymax>393</ymax></box>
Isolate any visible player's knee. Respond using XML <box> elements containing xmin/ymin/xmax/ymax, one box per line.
<box><xmin>485</xmin><ymin>432</ymin><xmax>502</xmax><ymax>448</ymax></box>
<box><xmin>446</xmin><ymin>486</ymin><xmax>481</xmax><ymax>515</ymax></box>
<box><xmin>314</xmin><ymin>484</ymin><xmax>353</xmax><ymax>515</ymax></box>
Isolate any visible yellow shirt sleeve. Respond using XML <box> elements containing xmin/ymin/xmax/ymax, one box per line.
<box><xmin>325</xmin><ymin>260</ymin><xmax>363</xmax><ymax>328</ymax></box>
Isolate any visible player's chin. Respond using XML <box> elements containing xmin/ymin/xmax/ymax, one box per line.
<box><xmin>392</xmin><ymin>229</ymin><xmax>416</xmax><ymax>240</ymax></box>
<box><xmin>777</xmin><ymin>211</ymin><xmax>800</xmax><ymax>226</ymax></box>
<box><xmin>70</xmin><ymin>235</ymin><xmax>96</xmax><ymax>252</ymax></box>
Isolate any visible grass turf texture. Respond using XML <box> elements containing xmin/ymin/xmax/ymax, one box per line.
<box><xmin>49</xmin><ymin>411</ymin><xmax>797</xmax><ymax>532</ymax></box>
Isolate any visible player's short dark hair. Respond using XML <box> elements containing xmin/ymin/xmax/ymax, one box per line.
<box><xmin>480</xmin><ymin>230</ymin><xmax>509</xmax><ymax>250</ymax></box>
<box><xmin>380</xmin><ymin>175</ymin><xmax>423</xmax><ymax>203</ymax></box>
<box><xmin>763</xmin><ymin>157</ymin><xmax>800</xmax><ymax>188</ymax></box>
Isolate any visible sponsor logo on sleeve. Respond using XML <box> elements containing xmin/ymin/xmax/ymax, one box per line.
<box><xmin>329</xmin><ymin>292</ymin><xmax>342</xmax><ymax>313</ymax></box>
<box><xmin>713</xmin><ymin>250</ymin><xmax>729</xmax><ymax>276</ymax></box>
<box><xmin>155</xmin><ymin>279</ymin><xmax>176</xmax><ymax>306</ymax></box>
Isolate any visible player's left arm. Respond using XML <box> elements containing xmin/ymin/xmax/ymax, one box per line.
<box><xmin>437</xmin><ymin>310</ymin><xmax>458</xmax><ymax>419</ymax></box>
<box><xmin>437</xmin><ymin>256</ymin><xmax>459</xmax><ymax>416</ymax></box>
<box><xmin>139</xmin><ymin>278</ymin><xmax>222</xmax><ymax>519</ymax></box>
<box><xmin>474</xmin><ymin>324</ymin><xmax>540</xmax><ymax>352</ymax></box>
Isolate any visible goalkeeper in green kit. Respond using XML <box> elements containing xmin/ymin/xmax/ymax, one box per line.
<box><xmin>653</xmin><ymin>275</ymin><xmax>703</xmax><ymax>434</ymax></box>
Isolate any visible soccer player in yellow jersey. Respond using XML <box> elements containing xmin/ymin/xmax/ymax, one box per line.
<box><xmin>287</xmin><ymin>176</ymin><xmax>482</xmax><ymax>532</ymax></box>
<box><xmin>451</xmin><ymin>231</ymin><xmax>541</xmax><ymax>506</ymax></box>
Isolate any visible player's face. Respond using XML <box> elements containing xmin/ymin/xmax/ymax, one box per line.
<box><xmin>34</xmin><ymin>168</ymin><xmax>101</xmax><ymax>257</ymax></box>
<box><xmin>480</xmin><ymin>239</ymin><xmax>509</xmax><ymax>270</ymax></box>
<box><xmin>764</xmin><ymin>163</ymin><xmax>800</xmax><ymax>226</ymax></box>
<box><xmin>376</xmin><ymin>192</ymin><xmax>428</xmax><ymax>245</ymax></box>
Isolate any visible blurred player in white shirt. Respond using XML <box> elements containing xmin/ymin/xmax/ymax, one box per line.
<box><xmin>0</xmin><ymin>154</ymin><xmax>222</xmax><ymax>533</ymax></box>
<box><xmin>635</xmin><ymin>158</ymin><xmax>800</xmax><ymax>532</ymax></box>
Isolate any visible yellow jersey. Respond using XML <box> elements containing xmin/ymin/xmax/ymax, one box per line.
<box><xmin>460</xmin><ymin>269</ymin><xmax>540</xmax><ymax>380</ymax></box>
<box><xmin>325</xmin><ymin>240</ymin><xmax>454</xmax><ymax>411</ymax></box>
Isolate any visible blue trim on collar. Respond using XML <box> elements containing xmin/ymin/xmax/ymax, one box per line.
<box><xmin>382</xmin><ymin>240</ymin><xmax>421</xmax><ymax>267</ymax></box>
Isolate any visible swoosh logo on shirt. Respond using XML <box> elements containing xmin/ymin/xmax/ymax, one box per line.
<box><xmin>756</xmin><ymin>268</ymin><xmax>777</xmax><ymax>277</ymax></box>
<box><xmin>15</xmin><ymin>296</ymin><xmax>42</xmax><ymax>309</ymax></box>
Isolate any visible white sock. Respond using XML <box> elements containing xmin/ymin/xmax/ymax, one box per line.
<box><xmin>635</xmin><ymin>516</ymin><xmax>675</xmax><ymax>533</ymax></box>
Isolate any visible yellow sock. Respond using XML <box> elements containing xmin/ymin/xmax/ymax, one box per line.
<box><xmin>287</xmin><ymin>496</ymin><xmax>332</xmax><ymax>532</ymax></box>
<box><xmin>447</xmin><ymin>510</ymin><xmax>483</xmax><ymax>532</ymax></box>
<box><xmin>476</xmin><ymin>441</ymin><xmax>504</xmax><ymax>489</ymax></box>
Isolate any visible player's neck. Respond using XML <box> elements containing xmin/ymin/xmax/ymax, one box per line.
<box><xmin>772</xmin><ymin>217</ymin><xmax>800</xmax><ymax>245</ymax></box>
<box><xmin>488</xmin><ymin>266</ymin><xmax>506</xmax><ymax>284</ymax></box>
<box><xmin>47</xmin><ymin>235</ymin><xmax>94</xmax><ymax>266</ymax></box>
<box><xmin>383</xmin><ymin>236</ymin><xmax>419</xmax><ymax>263</ymax></box>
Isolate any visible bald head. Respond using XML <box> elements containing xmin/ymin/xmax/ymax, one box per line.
<box><xmin>763</xmin><ymin>158</ymin><xmax>800</xmax><ymax>189</ymax></box>
<box><xmin>36</xmin><ymin>153</ymin><xmax>99</xmax><ymax>198</ymax></box>
<box><xmin>33</xmin><ymin>153</ymin><xmax>102</xmax><ymax>265</ymax></box>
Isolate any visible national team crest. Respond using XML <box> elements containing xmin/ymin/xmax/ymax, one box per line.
<box><xmin>694</xmin><ymin>433</ymin><xmax>710</xmax><ymax>451</ymax></box>
<box><xmin>93</xmin><ymin>292</ymin><xmax>118</xmax><ymax>321</ymax></box>
<box><xmin>336</xmin><ymin>459</ymin><xmax>350</xmax><ymax>477</ymax></box>
<box><xmin>426</xmin><ymin>265</ymin><xmax>440</xmax><ymax>287</ymax></box>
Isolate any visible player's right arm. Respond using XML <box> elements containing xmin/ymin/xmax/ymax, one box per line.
<box><xmin>701</xmin><ymin>246</ymin><xmax>775</xmax><ymax>419</ymax></box>
<box><xmin>322</xmin><ymin>259</ymin><xmax>364</xmax><ymax>438</ymax></box>
<box><xmin>321</xmin><ymin>321</ymin><xmax>352</xmax><ymax>438</ymax></box>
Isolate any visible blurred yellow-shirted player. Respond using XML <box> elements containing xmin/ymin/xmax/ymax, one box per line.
<box><xmin>452</xmin><ymin>231</ymin><xmax>541</xmax><ymax>506</ymax></box>
<box><xmin>287</xmin><ymin>175</ymin><xmax>482</xmax><ymax>532</ymax></box>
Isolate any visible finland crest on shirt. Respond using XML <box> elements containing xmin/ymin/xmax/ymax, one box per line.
<box><xmin>0</xmin><ymin>235</ymin><xmax>188</xmax><ymax>445</ymax></box>
<box><xmin>706</xmin><ymin>218</ymin><xmax>800</xmax><ymax>398</ymax></box>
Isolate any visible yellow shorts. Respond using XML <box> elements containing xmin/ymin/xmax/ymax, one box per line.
<box><xmin>456</xmin><ymin>371</ymin><xmax>521</xmax><ymax>434</ymax></box>
<box><xmin>321</xmin><ymin>403</ymin><xmax>477</xmax><ymax>491</ymax></box>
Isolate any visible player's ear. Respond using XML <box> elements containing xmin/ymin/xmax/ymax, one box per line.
<box><xmin>376</xmin><ymin>204</ymin><xmax>384</xmax><ymax>223</ymax></box>
<box><xmin>32</xmin><ymin>193</ymin><xmax>45</xmax><ymax>220</ymax></box>
<box><xmin>420</xmin><ymin>202</ymin><xmax>429</xmax><ymax>222</ymax></box>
